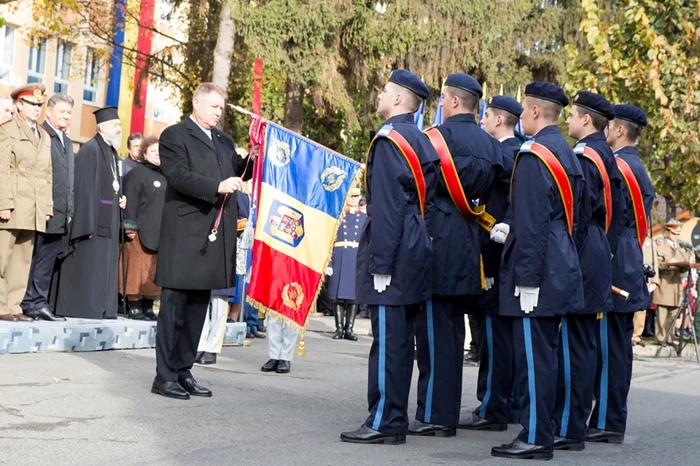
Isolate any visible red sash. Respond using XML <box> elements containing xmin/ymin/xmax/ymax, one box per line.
<box><xmin>367</xmin><ymin>126</ymin><xmax>426</xmax><ymax>217</ymax></box>
<box><xmin>576</xmin><ymin>144</ymin><xmax>612</xmax><ymax>232</ymax></box>
<box><xmin>424</xmin><ymin>128</ymin><xmax>496</xmax><ymax>231</ymax></box>
<box><xmin>616</xmin><ymin>158</ymin><xmax>648</xmax><ymax>247</ymax></box>
<box><xmin>513</xmin><ymin>141</ymin><xmax>574</xmax><ymax>235</ymax></box>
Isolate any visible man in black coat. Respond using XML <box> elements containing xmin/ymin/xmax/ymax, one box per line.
<box><xmin>152</xmin><ymin>82</ymin><xmax>252</xmax><ymax>400</ymax></box>
<box><xmin>21</xmin><ymin>93</ymin><xmax>75</xmax><ymax>321</ymax></box>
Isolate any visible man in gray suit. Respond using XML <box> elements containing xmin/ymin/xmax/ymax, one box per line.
<box><xmin>21</xmin><ymin>93</ymin><xmax>75</xmax><ymax>321</ymax></box>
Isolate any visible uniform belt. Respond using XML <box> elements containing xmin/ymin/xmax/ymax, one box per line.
<box><xmin>334</xmin><ymin>241</ymin><xmax>359</xmax><ymax>248</ymax></box>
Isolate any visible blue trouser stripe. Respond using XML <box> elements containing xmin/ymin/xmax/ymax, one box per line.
<box><xmin>559</xmin><ymin>317</ymin><xmax>571</xmax><ymax>437</ymax></box>
<box><xmin>424</xmin><ymin>299</ymin><xmax>435</xmax><ymax>423</ymax></box>
<box><xmin>372</xmin><ymin>306</ymin><xmax>387</xmax><ymax>431</ymax></box>
<box><xmin>523</xmin><ymin>317</ymin><xmax>537</xmax><ymax>445</ymax></box>
<box><xmin>479</xmin><ymin>315</ymin><xmax>494</xmax><ymax>419</ymax></box>
<box><xmin>597</xmin><ymin>314</ymin><xmax>609</xmax><ymax>430</ymax></box>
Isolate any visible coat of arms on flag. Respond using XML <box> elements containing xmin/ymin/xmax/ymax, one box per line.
<box><xmin>246</xmin><ymin>122</ymin><xmax>362</xmax><ymax>340</ymax></box>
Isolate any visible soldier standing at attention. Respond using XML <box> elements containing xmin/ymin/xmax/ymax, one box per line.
<box><xmin>340</xmin><ymin>70</ymin><xmax>438</xmax><ymax>445</ymax></box>
<box><xmin>490</xmin><ymin>82</ymin><xmax>584</xmax><ymax>460</ymax></box>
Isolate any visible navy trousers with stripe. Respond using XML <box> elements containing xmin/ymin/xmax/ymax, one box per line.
<box><xmin>589</xmin><ymin>312</ymin><xmax>634</xmax><ymax>434</ymax></box>
<box><xmin>415</xmin><ymin>295</ymin><xmax>466</xmax><ymax>426</ymax></box>
<box><xmin>552</xmin><ymin>314</ymin><xmax>597</xmax><ymax>440</ymax></box>
<box><xmin>513</xmin><ymin>316</ymin><xmax>560</xmax><ymax>447</ymax></box>
<box><xmin>474</xmin><ymin>314</ymin><xmax>516</xmax><ymax>423</ymax></box>
<box><xmin>365</xmin><ymin>304</ymin><xmax>421</xmax><ymax>434</ymax></box>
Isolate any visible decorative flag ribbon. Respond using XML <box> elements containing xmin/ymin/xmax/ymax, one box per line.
<box><xmin>616</xmin><ymin>158</ymin><xmax>648</xmax><ymax>247</ymax></box>
<box><xmin>366</xmin><ymin>125</ymin><xmax>426</xmax><ymax>217</ymax></box>
<box><xmin>575</xmin><ymin>143</ymin><xmax>612</xmax><ymax>233</ymax></box>
<box><xmin>246</xmin><ymin>123</ymin><xmax>362</xmax><ymax>345</ymax></box>
<box><xmin>425</xmin><ymin>127</ymin><xmax>496</xmax><ymax>232</ymax></box>
<box><xmin>513</xmin><ymin>141</ymin><xmax>574</xmax><ymax>235</ymax></box>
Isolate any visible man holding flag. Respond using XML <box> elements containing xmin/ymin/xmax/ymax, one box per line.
<box><xmin>411</xmin><ymin>74</ymin><xmax>503</xmax><ymax>438</ymax></box>
<box><xmin>339</xmin><ymin>70</ymin><xmax>439</xmax><ymax>445</ymax></box>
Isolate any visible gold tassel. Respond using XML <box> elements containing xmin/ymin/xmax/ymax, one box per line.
<box><xmin>298</xmin><ymin>329</ymin><xmax>305</xmax><ymax>356</ymax></box>
<box><xmin>597</xmin><ymin>312</ymin><xmax>603</xmax><ymax>320</ymax></box>
<box><xmin>258</xmin><ymin>309</ymin><xmax>266</xmax><ymax>319</ymax></box>
<box><xmin>480</xmin><ymin>255</ymin><xmax>486</xmax><ymax>290</ymax></box>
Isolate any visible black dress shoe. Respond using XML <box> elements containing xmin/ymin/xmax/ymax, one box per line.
<box><xmin>407</xmin><ymin>420</ymin><xmax>456</xmax><ymax>437</ymax></box>
<box><xmin>261</xmin><ymin>359</ymin><xmax>279</xmax><ymax>372</ymax></box>
<box><xmin>553</xmin><ymin>436</ymin><xmax>585</xmax><ymax>451</ymax></box>
<box><xmin>457</xmin><ymin>414</ymin><xmax>507</xmax><ymax>431</ymax></box>
<box><xmin>151</xmin><ymin>378</ymin><xmax>190</xmax><ymax>400</ymax></box>
<box><xmin>196</xmin><ymin>352</ymin><xmax>217</xmax><ymax>365</ymax></box>
<box><xmin>491</xmin><ymin>439</ymin><xmax>553</xmax><ymax>460</ymax></box>
<box><xmin>276</xmin><ymin>360</ymin><xmax>291</xmax><ymax>373</ymax></box>
<box><xmin>141</xmin><ymin>299</ymin><xmax>157</xmax><ymax>321</ymax></box>
<box><xmin>29</xmin><ymin>306</ymin><xmax>66</xmax><ymax>322</ymax></box>
<box><xmin>463</xmin><ymin>348</ymin><xmax>479</xmax><ymax>365</ymax></box>
<box><xmin>340</xmin><ymin>425</ymin><xmax>406</xmax><ymax>445</ymax></box>
<box><xmin>250</xmin><ymin>329</ymin><xmax>266</xmax><ymax>339</ymax></box>
<box><xmin>586</xmin><ymin>427</ymin><xmax>624</xmax><ymax>444</ymax></box>
<box><xmin>258</xmin><ymin>326</ymin><xmax>267</xmax><ymax>333</ymax></box>
<box><xmin>179</xmin><ymin>377</ymin><xmax>212</xmax><ymax>397</ymax></box>
<box><xmin>246</xmin><ymin>331</ymin><xmax>256</xmax><ymax>339</ymax></box>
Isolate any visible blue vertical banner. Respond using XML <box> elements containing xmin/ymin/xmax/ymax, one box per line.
<box><xmin>413</xmin><ymin>101</ymin><xmax>425</xmax><ymax>130</ymax></box>
<box><xmin>432</xmin><ymin>95</ymin><xmax>443</xmax><ymax>126</ymax></box>
<box><xmin>106</xmin><ymin>0</ymin><xmax>127</xmax><ymax>107</ymax></box>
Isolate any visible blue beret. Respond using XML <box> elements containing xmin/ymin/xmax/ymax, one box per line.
<box><xmin>388</xmin><ymin>69</ymin><xmax>429</xmax><ymax>100</ymax></box>
<box><xmin>525</xmin><ymin>81</ymin><xmax>569</xmax><ymax>107</ymax></box>
<box><xmin>487</xmin><ymin>95</ymin><xmax>522</xmax><ymax>117</ymax></box>
<box><xmin>613</xmin><ymin>104</ymin><xmax>647</xmax><ymax>127</ymax></box>
<box><xmin>444</xmin><ymin>73</ymin><xmax>483</xmax><ymax>98</ymax></box>
<box><xmin>572</xmin><ymin>91</ymin><xmax>614</xmax><ymax>120</ymax></box>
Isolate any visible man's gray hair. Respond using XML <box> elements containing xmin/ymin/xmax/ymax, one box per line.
<box><xmin>193</xmin><ymin>82</ymin><xmax>227</xmax><ymax>101</ymax></box>
<box><xmin>47</xmin><ymin>93</ymin><xmax>75</xmax><ymax>109</ymax></box>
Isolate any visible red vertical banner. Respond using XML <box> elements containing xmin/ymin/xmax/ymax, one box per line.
<box><xmin>252</xmin><ymin>58</ymin><xmax>264</xmax><ymax>115</ymax></box>
<box><xmin>131</xmin><ymin>0</ymin><xmax>155</xmax><ymax>135</ymax></box>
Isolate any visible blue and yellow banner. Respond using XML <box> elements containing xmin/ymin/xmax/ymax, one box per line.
<box><xmin>247</xmin><ymin>123</ymin><xmax>362</xmax><ymax>330</ymax></box>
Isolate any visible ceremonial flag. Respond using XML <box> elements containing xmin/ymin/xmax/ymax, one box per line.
<box><xmin>433</xmin><ymin>95</ymin><xmax>444</xmax><ymax>126</ymax></box>
<box><xmin>247</xmin><ymin>123</ymin><xmax>362</xmax><ymax>331</ymax></box>
<box><xmin>413</xmin><ymin>101</ymin><xmax>425</xmax><ymax>130</ymax></box>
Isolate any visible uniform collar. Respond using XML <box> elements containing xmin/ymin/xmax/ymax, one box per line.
<box><xmin>499</xmin><ymin>135</ymin><xmax>517</xmax><ymax>143</ymax></box>
<box><xmin>444</xmin><ymin>113</ymin><xmax>476</xmax><ymax>124</ymax></box>
<box><xmin>614</xmin><ymin>145</ymin><xmax>638</xmax><ymax>157</ymax></box>
<box><xmin>578</xmin><ymin>131</ymin><xmax>606</xmax><ymax>144</ymax></box>
<box><xmin>383</xmin><ymin>113</ymin><xmax>414</xmax><ymax>126</ymax></box>
<box><xmin>534</xmin><ymin>124</ymin><xmax>561</xmax><ymax>137</ymax></box>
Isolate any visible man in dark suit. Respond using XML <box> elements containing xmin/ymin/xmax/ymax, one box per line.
<box><xmin>21</xmin><ymin>93</ymin><xmax>75</xmax><ymax>321</ymax></box>
<box><xmin>152</xmin><ymin>82</ymin><xmax>252</xmax><ymax>400</ymax></box>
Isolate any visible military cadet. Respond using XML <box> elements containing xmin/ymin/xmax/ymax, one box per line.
<box><xmin>0</xmin><ymin>83</ymin><xmax>53</xmax><ymax>322</ymax></box>
<box><xmin>653</xmin><ymin>219</ymin><xmax>691</xmax><ymax>343</ymax></box>
<box><xmin>326</xmin><ymin>186</ymin><xmax>367</xmax><ymax>341</ymax></box>
<box><xmin>588</xmin><ymin>104</ymin><xmax>654</xmax><ymax>443</ymax></box>
<box><xmin>459</xmin><ymin>96</ymin><xmax>522</xmax><ymax>432</ymax></box>
<box><xmin>490</xmin><ymin>82</ymin><xmax>584</xmax><ymax>460</ymax></box>
<box><xmin>550</xmin><ymin>91</ymin><xmax>621</xmax><ymax>451</ymax></box>
<box><xmin>406</xmin><ymin>73</ymin><xmax>503</xmax><ymax>438</ymax></box>
<box><xmin>340</xmin><ymin>70</ymin><xmax>439</xmax><ymax>445</ymax></box>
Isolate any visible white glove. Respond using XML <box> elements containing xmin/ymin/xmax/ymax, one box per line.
<box><xmin>647</xmin><ymin>284</ymin><xmax>656</xmax><ymax>294</ymax></box>
<box><xmin>484</xmin><ymin>277</ymin><xmax>495</xmax><ymax>291</ymax></box>
<box><xmin>490</xmin><ymin>223</ymin><xmax>510</xmax><ymax>244</ymax></box>
<box><xmin>515</xmin><ymin>286</ymin><xmax>540</xmax><ymax>314</ymax></box>
<box><xmin>373</xmin><ymin>274</ymin><xmax>392</xmax><ymax>293</ymax></box>
<box><xmin>326</xmin><ymin>267</ymin><xmax>333</xmax><ymax>276</ymax></box>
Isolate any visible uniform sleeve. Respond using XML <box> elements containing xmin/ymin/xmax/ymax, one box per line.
<box><xmin>159</xmin><ymin>129</ymin><xmax>221</xmax><ymax>204</ymax></box>
<box><xmin>456</xmin><ymin>155</ymin><xmax>496</xmax><ymax>200</ymax></box>
<box><xmin>368</xmin><ymin>139</ymin><xmax>408</xmax><ymax>276</ymax></box>
<box><xmin>122</xmin><ymin>170</ymin><xmax>141</xmax><ymax>226</ymax></box>
<box><xmin>657</xmin><ymin>242</ymin><xmax>670</xmax><ymax>271</ymax></box>
<box><xmin>0</xmin><ymin>128</ymin><xmax>13</xmax><ymax>211</ymax></box>
<box><xmin>511</xmin><ymin>154</ymin><xmax>553</xmax><ymax>287</ymax></box>
<box><xmin>574</xmin><ymin>157</ymin><xmax>596</xmax><ymax>250</ymax></box>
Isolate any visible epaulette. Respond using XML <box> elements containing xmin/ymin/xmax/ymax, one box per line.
<box><xmin>376</xmin><ymin>124</ymin><xmax>393</xmax><ymax>138</ymax></box>
<box><xmin>573</xmin><ymin>142</ymin><xmax>587</xmax><ymax>154</ymax></box>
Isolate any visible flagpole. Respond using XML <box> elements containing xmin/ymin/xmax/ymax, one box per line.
<box><xmin>228</xmin><ymin>103</ymin><xmax>257</xmax><ymax>119</ymax></box>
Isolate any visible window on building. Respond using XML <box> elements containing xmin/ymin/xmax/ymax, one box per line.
<box><xmin>28</xmin><ymin>41</ymin><xmax>47</xmax><ymax>83</ymax></box>
<box><xmin>0</xmin><ymin>25</ymin><xmax>15</xmax><ymax>83</ymax></box>
<box><xmin>54</xmin><ymin>42</ymin><xmax>72</xmax><ymax>93</ymax></box>
<box><xmin>84</xmin><ymin>47</ymin><xmax>100</xmax><ymax>103</ymax></box>
<box><xmin>160</xmin><ymin>0</ymin><xmax>175</xmax><ymax>23</ymax></box>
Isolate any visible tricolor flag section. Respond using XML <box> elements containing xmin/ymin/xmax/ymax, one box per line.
<box><xmin>247</xmin><ymin>123</ymin><xmax>362</xmax><ymax>329</ymax></box>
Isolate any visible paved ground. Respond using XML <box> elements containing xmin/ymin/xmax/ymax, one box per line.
<box><xmin>1</xmin><ymin>316</ymin><xmax>699</xmax><ymax>466</ymax></box>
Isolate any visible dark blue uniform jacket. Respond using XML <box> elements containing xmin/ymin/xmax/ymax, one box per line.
<box><xmin>328</xmin><ymin>210</ymin><xmax>367</xmax><ymax>301</ymax></box>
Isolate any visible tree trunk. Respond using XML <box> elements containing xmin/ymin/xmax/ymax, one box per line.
<box><xmin>283</xmin><ymin>76</ymin><xmax>304</xmax><ymax>133</ymax></box>
<box><xmin>211</xmin><ymin>0</ymin><xmax>236</xmax><ymax>129</ymax></box>
<box><xmin>666</xmin><ymin>196</ymin><xmax>677</xmax><ymax>222</ymax></box>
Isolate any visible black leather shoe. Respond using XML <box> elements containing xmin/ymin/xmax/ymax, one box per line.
<box><xmin>463</xmin><ymin>348</ymin><xmax>479</xmax><ymax>365</ymax></box>
<box><xmin>179</xmin><ymin>377</ymin><xmax>212</xmax><ymax>397</ymax></box>
<box><xmin>340</xmin><ymin>425</ymin><xmax>406</xmax><ymax>445</ymax></box>
<box><xmin>553</xmin><ymin>436</ymin><xmax>585</xmax><ymax>451</ymax></box>
<box><xmin>457</xmin><ymin>414</ymin><xmax>507</xmax><ymax>431</ymax></box>
<box><xmin>276</xmin><ymin>360</ymin><xmax>291</xmax><ymax>373</ymax></box>
<box><xmin>586</xmin><ymin>427</ymin><xmax>624</xmax><ymax>444</ymax></box>
<box><xmin>246</xmin><ymin>331</ymin><xmax>256</xmax><ymax>339</ymax></box>
<box><xmin>407</xmin><ymin>420</ymin><xmax>456</xmax><ymax>437</ymax></box>
<box><xmin>28</xmin><ymin>306</ymin><xmax>66</xmax><ymax>322</ymax></box>
<box><xmin>141</xmin><ymin>299</ymin><xmax>157</xmax><ymax>321</ymax></box>
<box><xmin>127</xmin><ymin>301</ymin><xmax>148</xmax><ymax>320</ymax></box>
<box><xmin>258</xmin><ymin>326</ymin><xmax>266</xmax><ymax>333</ymax></box>
<box><xmin>261</xmin><ymin>359</ymin><xmax>279</xmax><ymax>372</ymax></box>
<box><xmin>250</xmin><ymin>329</ymin><xmax>266</xmax><ymax>339</ymax></box>
<box><xmin>196</xmin><ymin>352</ymin><xmax>217</xmax><ymax>365</ymax></box>
<box><xmin>491</xmin><ymin>439</ymin><xmax>553</xmax><ymax>460</ymax></box>
<box><xmin>151</xmin><ymin>378</ymin><xmax>190</xmax><ymax>400</ymax></box>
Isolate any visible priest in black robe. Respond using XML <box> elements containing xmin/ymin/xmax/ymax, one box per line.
<box><xmin>53</xmin><ymin>107</ymin><xmax>127</xmax><ymax>319</ymax></box>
